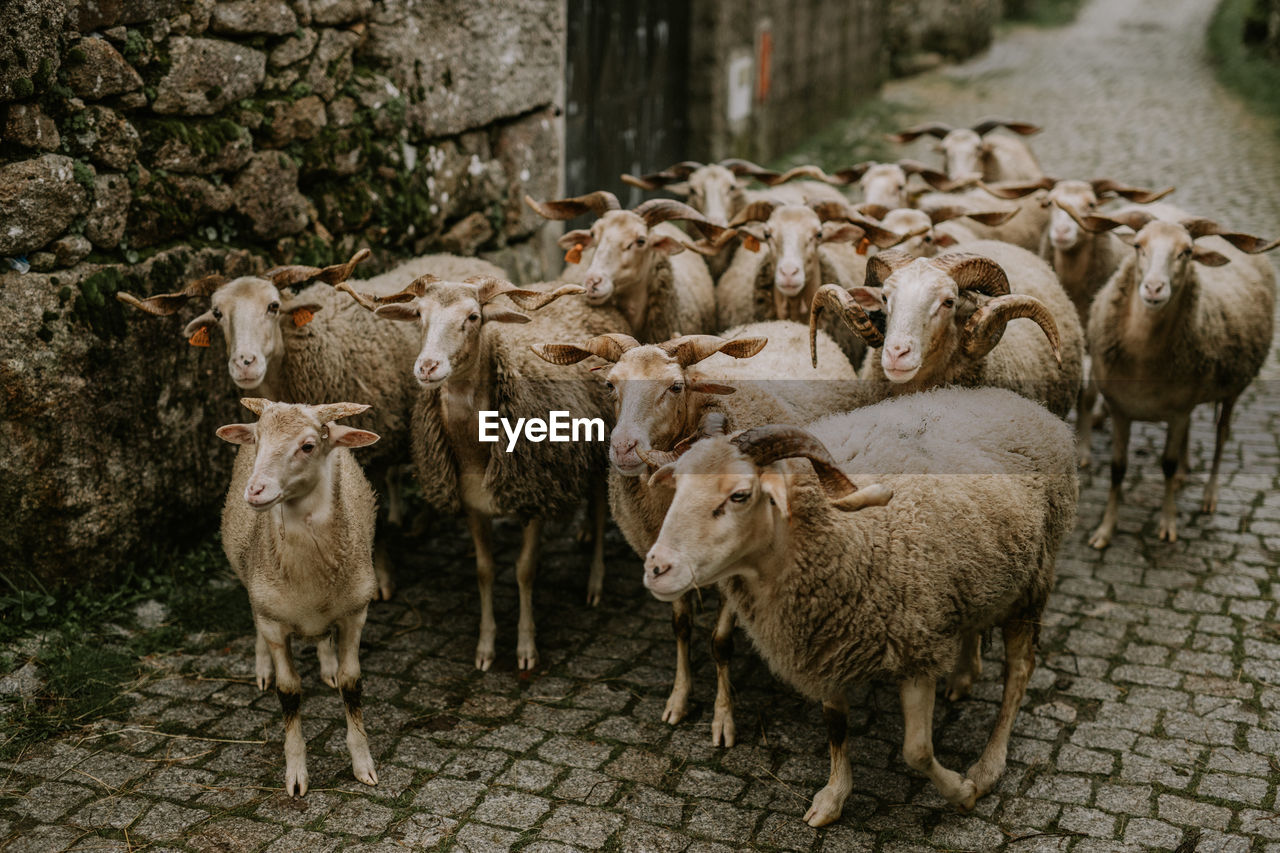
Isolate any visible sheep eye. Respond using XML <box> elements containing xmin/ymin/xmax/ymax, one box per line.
<box><xmin>941</xmin><ymin>297</ymin><xmax>955</xmax><ymax>309</ymax></box>
<box><xmin>729</xmin><ymin>489</ymin><xmax>751</xmax><ymax>503</ymax></box>
<box><xmin>635</xmin><ymin>237</ymin><xmax>646</xmax><ymax>247</ymax></box>
<box><xmin>267</xmin><ymin>301</ymin><xmax>279</xmax><ymax>314</ymax></box>
<box><xmin>763</xmin><ymin>229</ymin><xmax>772</xmax><ymax>240</ymax></box>
<box><xmin>301</xmin><ymin>442</ymin><xmax>315</xmax><ymax>454</ymax></box>
<box><xmin>669</xmin><ymin>383</ymin><xmax>684</xmax><ymax>394</ymax></box>
<box><xmin>468</xmin><ymin>312</ymin><xmax>480</xmax><ymax>323</ymax></box>
<box><xmin>923</xmin><ymin>235</ymin><xmax>933</xmax><ymax>244</ymax></box>
<box><xmin>1179</xmin><ymin>248</ymin><xmax>1192</xmax><ymax>259</ymax></box>
<box><xmin>212</xmin><ymin>308</ymin><xmax>223</xmax><ymax>320</ymax></box>
<box><xmin>604</xmin><ymin>381</ymin><xmax>615</xmax><ymax>393</ymax></box>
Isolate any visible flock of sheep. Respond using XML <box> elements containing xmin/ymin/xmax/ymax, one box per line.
<box><xmin>116</xmin><ymin>117</ymin><xmax>1278</xmax><ymax>828</ymax></box>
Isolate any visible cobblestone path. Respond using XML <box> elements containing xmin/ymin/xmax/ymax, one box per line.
<box><xmin>4</xmin><ymin>1</ymin><xmax>1280</xmax><ymax>850</ymax></box>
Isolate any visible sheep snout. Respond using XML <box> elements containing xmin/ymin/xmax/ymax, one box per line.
<box><xmin>775</xmin><ymin>261</ymin><xmax>805</xmax><ymax>296</ymax></box>
<box><xmin>583</xmin><ymin>272</ymin><xmax>614</xmax><ymax>304</ymax></box>
<box><xmin>881</xmin><ymin>341</ymin><xmax>921</xmax><ymax>381</ymax></box>
<box><xmin>230</xmin><ymin>352</ymin><xmax>267</xmax><ymax>388</ymax></box>
<box><xmin>643</xmin><ymin>545</ymin><xmax>690</xmax><ymax>601</ymax></box>
<box><xmin>609</xmin><ymin>435</ymin><xmax>647</xmax><ymax>475</ymax></box>
<box><xmin>245</xmin><ymin>479</ymin><xmax>282</xmax><ymax>510</ymax></box>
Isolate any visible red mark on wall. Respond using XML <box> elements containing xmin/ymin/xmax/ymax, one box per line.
<box><xmin>756</xmin><ymin>28</ymin><xmax>772</xmax><ymax>102</ymax></box>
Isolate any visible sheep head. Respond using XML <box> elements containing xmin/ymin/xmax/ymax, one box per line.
<box><xmin>216</xmin><ymin>399</ymin><xmax>379</xmax><ymax>511</ymax></box>
<box><xmin>530</xmin><ymin>333</ymin><xmax>766</xmax><ymax>476</ymax></box>
<box><xmin>983</xmin><ymin>178</ymin><xmax>1173</xmax><ymax>252</ymax></box>
<box><xmin>641</xmin><ymin>426</ymin><xmax>891</xmax><ymax>602</ymax></box>
<box><xmin>526</xmin><ymin>193</ymin><xmax>730</xmax><ymax>306</ymax></box>
<box><xmin>891</xmin><ymin>118</ymin><xmax>1040</xmax><ymax>182</ymax></box>
<box><xmin>115</xmin><ymin>249</ymin><xmax>370</xmax><ymax>391</ymax></box>
<box><xmin>343</xmin><ymin>273</ymin><xmax>583</xmax><ymax>388</ymax></box>
<box><xmin>621</xmin><ymin>159</ymin><xmax>779</xmax><ymax>226</ymax></box>
<box><xmin>1080</xmin><ymin>212</ymin><xmax>1279</xmax><ymax>309</ymax></box>
<box><xmin>825</xmin><ymin>251</ymin><xmax>1060</xmax><ymax>383</ymax></box>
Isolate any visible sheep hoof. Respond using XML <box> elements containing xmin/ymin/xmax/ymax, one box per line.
<box><xmin>475</xmin><ymin>645</ymin><xmax>495</xmax><ymax>672</ymax></box>
<box><xmin>954</xmin><ymin>778</ymin><xmax>978</xmax><ymax>812</ymax></box>
<box><xmin>945</xmin><ymin>679</ymin><xmax>972</xmax><ymax>703</ymax></box>
<box><xmin>803</xmin><ymin>785</ymin><xmax>846</xmax><ymax>827</ymax></box>
<box><xmin>375</xmin><ymin>580</ymin><xmax>395</xmax><ymax>601</ymax></box>
<box><xmin>1077</xmin><ymin>451</ymin><xmax>1091</xmax><ymax>469</ymax></box>
<box><xmin>711</xmin><ymin>712</ymin><xmax>735</xmax><ymax>747</ymax></box>
<box><xmin>661</xmin><ymin>692</ymin><xmax>689</xmax><ymax>725</ymax></box>
<box><xmin>1087</xmin><ymin>526</ymin><xmax>1112</xmax><ymax>550</ymax></box>
<box><xmin>352</xmin><ymin>758</ymin><xmax>378</xmax><ymax>787</ymax></box>
<box><xmin>256</xmin><ymin>671</ymin><xmax>273</xmax><ymax>692</ymax></box>
<box><xmin>1202</xmin><ymin>489</ymin><xmax>1218</xmax><ymax>514</ymax></box>
<box><xmin>284</xmin><ymin>765</ymin><xmax>309</xmax><ymax>798</ymax></box>
<box><xmin>1158</xmin><ymin>518</ymin><xmax>1177</xmax><ymax>542</ymax></box>
<box><xmin>585</xmin><ymin>586</ymin><xmax>602</xmax><ymax>608</ymax></box>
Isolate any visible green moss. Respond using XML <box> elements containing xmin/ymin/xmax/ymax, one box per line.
<box><xmin>75</xmin><ymin>268</ymin><xmax>130</xmax><ymax>339</ymax></box>
<box><xmin>11</xmin><ymin>77</ymin><xmax>34</xmax><ymax>99</ymax></box>
<box><xmin>1002</xmin><ymin>0</ymin><xmax>1085</xmax><ymax>27</ymax></box>
<box><xmin>72</xmin><ymin>160</ymin><xmax>95</xmax><ymax>194</ymax></box>
<box><xmin>1209</xmin><ymin>0</ymin><xmax>1280</xmax><ymax>132</ymax></box>
<box><xmin>140</xmin><ymin>116</ymin><xmax>245</xmax><ymax>159</ymax></box>
<box><xmin>288</xmin><ymin>80</ymin><xmax>313</xmax><ymax>100</ymax></box>
<box><xmin>120</xmin><ymin>29</ymin><xmax>149</xmax><ymax>66</ymax></box>
<box><xmin>65</xmin><ymin>46</ymin><xmax>87</xmax><ymax>65</ymax></box>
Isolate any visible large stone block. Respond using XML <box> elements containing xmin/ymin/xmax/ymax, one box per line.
<box><xmin>210</xmin><ymin>0</ymin><xmax>298</xmax><ymax>36</ymax></box>
<box><xmin>0</xmin><ymin>155</ymin><xmax>91</xmax><ymax>256</ymax></box>
<box><xmin>494</xmin><ymin>107</ymin><xmax>560</xmax><ymax>241</ymax></box>
<box><xmin>2</xmin><ymin>103</ymin><xmax>61</xmax><ymax>151</ymax></box>
<box><xmin>62</xmin><ymin>37</ymin><xmax>143</xmax><ymax>100</ymax></box>
<box><xmin>65</xmin><ymin>105</ymin><xmax>140</xmax><ymax>171</ymax></box>
<box><xmin>364</xmin><ymin>0</ymin><xmax>562</xmax><ymax>138</ymax></box>
<box><xmin>233</xmin><ymin>151</ymin><xmax>309</xmax><ymax>239</ymax></box>
<box><xmin>0</xmin><ymin>0</ymin><xmax>66</xmax><ymax>103</ymax></box>
<box><xmin>153</xmin><ymin>38</ymin><xmax>266</xmax><ymax>115</ymax></box>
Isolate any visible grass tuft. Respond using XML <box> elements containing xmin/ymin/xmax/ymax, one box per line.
<box><xmin>1208</xmin><ymin>0</ymin><xmax>1280</xmax><ymax>131</ymax></box>
<box><xmin>1003</xmin><ymin>0</ymin><xmax>1086</xmax><ymax>28</ymax></box>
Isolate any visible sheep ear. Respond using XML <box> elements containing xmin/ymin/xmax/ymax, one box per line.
<box><xmin>647</xmin><ymin>462</ymin><xmax>676</xmax><ymax>490</ymax></box>
<box><xmin>647</xmin><ymin>234</ymin><xmax>687</xmax><ymax>256</ymax></box>
<box><xmin>558</xmin><ymin>229</ymin><xmax>594</xmax><ymax>250</ymax></box>
<box><xmin>759</xmin><ymin>470</ymin><xmax>790</xmax><ymax>519</ymax></box>
<box><xmin>688</xmin><ymin>381</ymin><xmax>736</xmax><ymax>396</ymax></box>
<box><xmin>934</xmin><ymin>232</ymin><xmax>959</xmax><ymax>248</ymax></box>
<box><xmin>217</xmin><ymin>424</ymin><xmax>256</xmax><ymax>445</ymax></box>
<box><xmin>328</xmin><ymin>425</ymin><xmax>380</xmax><ymax>448</ymax></box>
<box><xmin>482</xmin><ymin>306</ymin><xmax>531</xmax><ymax>324</ymax></box>
<box><xmin>374</xmin><ymin>303</ymin><xmax>420</xmax><ymax>322</ymax></box>
<box><xmin>849</xmin><ymin>286</ymin><xmax>885</xmax><ymax>312</ymax></box>
<box><xmin>666</xmin><ymin>181</ymin><xmax>690</xmax><ymax>195</ymax></box>
<box><xmin>831</xmin><ymin>483</ymin><xmax>893</xmax><ymax>513</ymax></box>
<box><xmin>1192</xmin><ymin>247</ymin><xmax>1230</xmax><ymax>267</ymax></box>
<box><xmin>183</xmin><ymin>312</ymin><xmax>217</xmax><ymax>342</ymax></box>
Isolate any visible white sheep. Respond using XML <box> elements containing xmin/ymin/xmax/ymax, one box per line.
<box><xmin>525</xmin><ymin>191</ymin><xmax>724</xmax><ymax>342</ymax></box>
<box><xmin>811</xmin><ymin>242</ymin><xmax>1084</xmax><ymax>418</ymax></box>
<box><xmin>340</xmin><ymin>274</ymin><xmax>625</xmax><ymax>670</ymax></box>
<box><xmin>1077</xmin><ymin>208</ymin><xmax>1277</xmax><ymax>548</ymax></box>
<box><xmin>640</xmin><ymin>386</ymin><xmax>1077</xmax><ymax>826</ymax></box>
<box><xmin>857</xmin><ymin>202</ymin><xmax>1020</xmax><ymax>257</ymax></box>
<box><xmin>890</xmin><ymin>117</ymin><xmax>1044</xmax><ymax>182</ymax></box>
<box><xmin>217</xmin><ymin>398</ymin><xmax>382</xmax><ymax>797</ymax></box>
<box><xmin>532</xmin><ymin>321</ymin><xmax>868</xmax><ymax>746</ymax></box>
<box><xmin>117</xmin><ymin>250</ymin><xmax>508</xmax><ymax>599</ymax></box>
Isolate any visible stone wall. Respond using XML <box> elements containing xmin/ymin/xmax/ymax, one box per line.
<box><xmin>685</xmin><ymin>0</ymin><xmax>885</xmax><ymax>164</ymax></box>
<box><xmin>0</xmin><ymin>0</ymin><xmax>564</xmax><ymax>587</ymax></box>
<box><xmin>887</xmin><ymin>0</ymin><xmax>1004</xmax><ymax>76</ymax></box>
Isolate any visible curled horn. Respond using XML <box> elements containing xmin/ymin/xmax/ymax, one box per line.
<box><xmin>888</xmin><ymin>121</ymin><xmax>954</xmax><ymax>143</ymax></box>
<box><xmin>765</xmin><ymin>165</ymin><xmax>852</xmax><ymax>187</ymax></box>
<box><xmin>864</xmin><ymin>249</ymin><xmax>917</xmax><ymax>289</ymax></box>
<box><xmin>1179</xmin><ymin>219</ymin><xmax>1280</xmax><ymax>254</ymax></box>
<box><xmin>634</xmin><ymin>198</ymin><xmax>728</xmax><ymax>241</ymax></box>
<box><xmin>240</xmin><ymin>397</ymin><xmax>270</xmax><ymax>415</ymax></box>
<box><xmin>337</xmin><ymin>274</ymin><xmax>438</xmax><ymax>312</ymax></box>
<box><xmin>661</xmin><ymin>334</ymin><xmax>747</xmax><ymax>368</ymax></box>
<box><xmin>960</xmin><ymin>294</ymin><xmax>1061</xmax><ymax>364</ymax></box>
<box><xmin>971</xmin><ymin>118</ymin><xmax>1041</xmax><ymax>137</ymax></box>
<box><xmin>1089</xmin><ymin>179</ymin><xmax>1174</xmax><ymax>204</ymax></box>
<box><xmin>312</xmin><ymin>401</ymin><xmax>372</xmax><ymax>424</ymax></box>
<box><xmin>980</xmin><ymin>177</ymin><xmax>1056</xmax><ymax>200</ymax></box>
<box><xmin>468</xmin><ymin>275</ymin><xmax>585</xmax><ymax>310</ymax></box>
<box><xmin>729</xmin><ymin>200</ymin><xmax>778</xmax><ymax>226</ymax></box>
<box><xmin>1077</xmin><ymin>209</ymin><xmax>1156</xmax><ymax>234</ymax></box>
<box><xmin>720</xmin><ymin>158</ymin><xmax>780</xmax><ymax>180</ymax></box>
<box><xmin>524</xmin><ymin>191</ymin><xmax>621</xmax><ymax>221</ymax></box>
<box><xmin>532</xmin><ymin>333</ymin><xmax>641</xmax><ymax>365</ymax></box>
<box><xmin>264</xmin><ymin>248</ymin><xmax>372</xmax><ymax>291</ymax></box>
<box><xmin>810</xmin><ymin>284</ymin><xmax>884</xmax><ymax>367</ymax></box>
<box><xmin>928</xmin><ymin>253</ymin><xmax>1011</xmax><ymax>298</ymax></box>
<box><xmin>814</xmin><ymin>203</ymin><xmax>916</xmax><ymax>249</ymax></box>
<box><xmin>637</xmin><ymin>412</ymin><xmax>731</xmax><ymax>469</ymax></box>
<box><xmin>620</xmin><ymin>161</ymin><xmax>705</xmax><ymax>190</ymax></box>
<box><xmin>115</xmin><ymin>274</ymin><xmax>228</xmax><ymax>316</ymax></box>
<box><xmin>732</xmin><ymin>425</ymin><xmax>883</xmax><ymax>504</ymax></box>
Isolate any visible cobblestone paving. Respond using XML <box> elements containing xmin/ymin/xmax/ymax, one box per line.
<box><xmin>4</xmin><ymin>0</ymin><xmax>1280</xmax><ymax>850</ymax></box>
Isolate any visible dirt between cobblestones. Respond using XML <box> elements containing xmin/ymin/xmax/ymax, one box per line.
<box><xmin>3</xmin><ymin>0</ymin><xmax>1280</xmax><ymax>850</ymax></box>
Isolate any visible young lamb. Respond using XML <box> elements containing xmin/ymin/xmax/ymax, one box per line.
<box><xmin>339</xmin><ymin>274</ymin><xmax>625</xmax><ymax>670</ymax></box>
<box><xmin>890</xmin><ymin>117</ymin><xmax>1044</xmax><ymax>183</ymax></box>
<box><xmin>524</xmin><ymin>191</ymin><xmax>724</xmax><ymax>342</ymax></box>
<box><xmin>117</xmin><ymin>250</ymin><xmax>508</xmax><ymax>599</ymax></box>
<box><xmin>532</xmin><ymin>321</ymin><xmax>868</xmax><ymax>746</ymax></box>
<box><xmin>217</xmin><ymin>398</ymin><xmax>382</xmax><ymax>797</ymax></box>
<box><xmin>641</xmin><ymin>386</ymin><xmax>1077</xmax><ymax>826</ymax></box>
<box><xmin>810</xmin><ymin>242</ymin><xmax>1084</xmax><ymax>418</ymax></box>
<box><xmin>1078</xmin><ymin>209</ymin><xmax>1277</xmax><ymax>548</ymax></box>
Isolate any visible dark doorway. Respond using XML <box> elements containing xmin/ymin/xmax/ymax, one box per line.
<box><xmin>564</xmin><ymin>0</ymin><xmax>692</xmax><ymax>207</ymax></box>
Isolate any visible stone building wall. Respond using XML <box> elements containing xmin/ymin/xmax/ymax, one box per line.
<box><xmin>0</xmin><ymin>0</ymin><xmax>565</xmax><ymax>586</ymax></box>
<box><xmin>887</xmin><ymin>0</ymin><xmax>1004</xmax><ymax>76</ymax></box>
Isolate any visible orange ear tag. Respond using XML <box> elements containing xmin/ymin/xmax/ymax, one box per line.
<box><xmin>565</xmin><ymin>243</ymin><xmax>584</xmax><ymax>264</ymax></box>
<box><xmin>188</xmin><ymin>326</ymin><xmax>211</xmax><ymax>347</ymax></box>
<box><xmin>856</xmin><ymin>237</ymin><xmax>871</xmax><ymax>256</ymax></box>
<box><xmin>292</xmin><ymin>308</ymin><xmax>315</xmax><ymax>328</ymax></box>
<box><xmin>743</xmin><ymin>235</ymin><xmax>760</xmax><ymax>252</ymax></box>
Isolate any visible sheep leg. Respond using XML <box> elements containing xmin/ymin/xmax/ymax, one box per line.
<box><xmin>260</xmin><ymin>621</ymin><xmax>307</xmax><ymax>797</ymax></box>
<box><xmin>1075</xmin><ymin>380</ymin><xmax>1096</xmax><ymax>469</ymax></box>
<box><xmin>710</xmin><ymin>601</ymin><xmax>736</xmax><ymax>747</ymax></box>
<box><xmin>966</xmin><ymin>618</ymin><xmax>1036</xmax><ymax>798</ymax></box>
<box><xmin>335</xmin><ymin>608</ymin><xmax>377</xmax><ymax>787</ymax></box>
<box><xmin>383</xmin><ymin>464</ymin><xmax>404</xmax><ymax>528</ymax></box>
<box><xmin>373</xmin><ymin>539</ymin><xmax>395</xmax><ymax>602</ymax></box>
<box><xmin>803</xmin><ymin>696</ymin><xmax>852</xmax><ymax>827</ymax></box>
<box><xmin>586</xmin><ymin>480</ymin><xmax>607</xmax><ymax>606</ymax></box>
<box><xmin>1158</xmin><ymin>414</ymin><xmax>1191</xmax><ymax>542</ymax></box>
<box><xmin>515</xmin><ymin>518</ymin><xmax>543</xmax><ymax>671</ymax></box>
<box><xmin>899</xmin><ymin>674</ymin><xmax>976</xmax><ymax>810</ymax></box>
<box><xmin>662</xmin><ymin>595</ymin><xmax>693</xmax><ymax>725</ymax></box>
<box><xmin>254</xmin><ymin>629</ymin><xmax>273</xmax><ymax>691</ymax></box>
<box><xmin>946</xmin><ymin>632</ymin><xmax>982</xmax><ymax>701</ymax></box>
<box><xmin>1089</xmin><ymin>409</ymin><xmax>1130</xmax><ymax>549</ymax></box>
<box><xmin>317</xmin><ymin>632</ymin><xmax>338</xmax><ymax>688</ymax></box>
<box><xmin>466</xmin><ymin>510</ymin><xmax>498</xmax><ymax>671</ymax></box>
<box><xmin>1203</xmin><ymin>395</ymin><xmax>1237</xmax><ymax>513</ymax></box>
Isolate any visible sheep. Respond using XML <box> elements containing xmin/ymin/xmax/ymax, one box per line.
<box><xmin>767</xmin><ymin>160</ymin><xmax>953</xmax><ymax>211</ymax></box>
<box><xmin>1076</xmin><ymin>208</ymin><xmax>1277</xmax><ymax>548</ymax></box>
<box><xmin>912</xmin><ymin>187</ymin><xmax>1046</xmax><ymax>252</ymax></box>
<box><xmin>532</xmin><ymin>321</ymin><xmax>868</xmax><ymax>745</ymax></box>
<box><xmin>338</xmin><ymin>273</ymin><xmax>626</xmax><ymax>670</ymax></box>
<box><xmin>856</xmin><ymin>203</ymin><xmax>1020</xmax><ymax>257</ymax></box>
<box><xmin>714</xmin><ymin>200</ymin><xmax>914</xmax><ymax>369</ymax></box>
<box><xmin>216</xmin><ymin>398</ymin><xmax>383</xmax><ymax>797</ymax></box>
<box><xmin>524</xmin><ymin>191</ymin><xmax>726</xmax><ymax>343</ymax></box>
<box><xmin>640</xmin><ymin>386</ymin><xmax>1078</xmax><ymax>826</ymax></box>
<box><xmin>981</xmin><ymin>178</ymin><xmax>1175</xmax><ymax>465</ymax></box>
<box><xmin>809</xmin><ymin>241</ymin><xmax>1084</xmax><ymax>418</ymax></box>
<box><xmin>117</xmin><ymin>249</ymin><xmax>509</xmax><ymax>600</ymax></box>
<box><xmin>890</xmin><ymin>117</ymin><xmax>1044</xmax><ymax>183</ymax></box>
